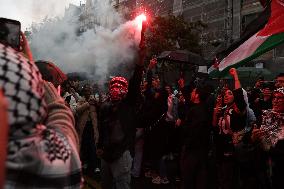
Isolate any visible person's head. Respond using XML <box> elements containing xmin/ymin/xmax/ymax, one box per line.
<box><xmin>61</xmin><ymin>80</ymin><xmax>71</xmax><ymax>95</ymax></box>
<box><xmin>109</xmin><ymin>76</ymin><xmax>128</xmax><ymax>102</ymax></box>
<box><xmin>262</xmin><ymin>82</ymin><xmax>274</xmax><ymax>99</ymax></box>
<box><xmin>69</xmin><ymin>79</ymin><xmax>80</xmax><ymax>91</ymax></box>
<box><xmin>152</xmin><ymin>75</ymin><xmax>160</xmax><ymax>89</ymax></box>
<box><xmin>82</xmin><ymin>84</ymin><xmax>93</xmax><ymax>99</ymax></box>
<box><xmin>35</xmin><ymin>60</ymin><xmax>65</xmax><ymax>88</ymax></box>
<box><xmin>223</xmin><ymin>89</ymin><xmax>234</xmax><ymax>105</ymax></box>
<box><xmin>272</xmin><ymin>87</ymin><xmax>284</xmax><ymax>113</ymax></box>
<box><xmin>164</xmin><ymin>84</ymin><xmax>173</xmax><ymax>95</ymax></box>
<box><xmin>255</xmin><ymin>76</ymin><xmax>264</xmax><ymax>88</ymax></box>
<box><xmin>177</xmin><ymin>91</ymin><xmax>185</xmax><ymax>103</ymax></box>
<box><xmin>275</xmin><ymin>73</ymin><xmax>284</xmax><ymax>88</ymax></box>
<box><xmin>190</xmin><ymin>86</ymin><xmax>210</xmax><ymax>104</ymax></box>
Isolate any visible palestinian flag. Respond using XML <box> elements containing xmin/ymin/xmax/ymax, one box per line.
<box><xmin>209</xmin><ymin>0</ymin><xmax>284</xmax><ymax>77</ymax></box>
<box><xmin>216</xmin><ymin>0</ymin><xmax>271</xmax><ymax>61</ymax></box>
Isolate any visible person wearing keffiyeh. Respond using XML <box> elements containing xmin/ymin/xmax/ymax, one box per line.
<box><xmin>0</xmin><ymin>43</ymin><xmax>82</xmax><ymax>189</ymax></box>
<box><xmin>252</xmin><ymin>87</ymin><xmax>284</xmax><ymax>189</ymax></box>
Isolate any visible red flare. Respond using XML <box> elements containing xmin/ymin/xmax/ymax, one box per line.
<box><xmin>135</xmin><ymin>14</ymin><xmax>147</xmax><ymax>30</ymax></box>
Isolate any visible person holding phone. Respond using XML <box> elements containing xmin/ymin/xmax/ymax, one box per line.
<box><xmin>0</xmin><ymin>18</ymin><xmax>33</xmax><ymax>62</ymax></box>
<box><xmin>0</xmin><ymin>37</ymin><xmax>81</xmax><ymax>188</ymax></box>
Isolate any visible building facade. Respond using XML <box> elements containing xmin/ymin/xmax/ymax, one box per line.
<box><xmin>71</xmin><ymin>0</ymin><xmax>283</xmax><ymax>74</ymax></box>
<box><xmin>112</xmin><ymin>0</ymin><xmax>283</xmax><ymax>74</ymax></box>
<box><xmin>112</xmin><ymin>0</ymin><xmax>244</xmax><ymax>58</ymax></box>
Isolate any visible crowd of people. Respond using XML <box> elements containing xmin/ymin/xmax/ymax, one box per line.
<box><xmin>1</xmin><ymin>27</ymin><xmax>284</xmax><ymax>189</ymax></box>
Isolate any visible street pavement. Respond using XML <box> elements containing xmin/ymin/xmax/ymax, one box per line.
<box><xmin>83</xmin><ymin>175</ymin><xmax>181</xmax><ymax>189</ymax></box>
<box><xmin>82</xmin><ymin>159</ymin><xmax>181</xmax><ymax>189</ymax></box>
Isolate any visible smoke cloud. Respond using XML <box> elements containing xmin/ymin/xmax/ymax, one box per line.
<box><xmin>0</xmin><ymin>0</ymin><xmax>80</xmax><ymax>30</ymax></box>
<box><xmin>29</xmin><ymin>0</ymin><xmax>142</xmax><ymax>82</ymax></box>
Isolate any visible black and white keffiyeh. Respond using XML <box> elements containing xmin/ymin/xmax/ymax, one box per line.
<box><xmin>260</xmin><ymin>110</ymin><xmax>284</xmax><ymax>150</ymax></box>
<box><xmin>0</xmin><ymin>43</ymin><xmax>81</xmax><ymax>189</ymax></box>
<box><xmin>0</xmin><ymin>43</ymin><xmax>46</xmax><ymax>138</ymax></box>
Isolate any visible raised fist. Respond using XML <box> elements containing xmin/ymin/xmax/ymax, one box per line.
<box><xmin>178</xmin><ymin>78</ymin><xmax>185</xmax><ymax>89</ymax></box>
<box><xmin>229</xmin><ymin>68</ymin><xmax>238</xmax><ymax>77</ymax></box>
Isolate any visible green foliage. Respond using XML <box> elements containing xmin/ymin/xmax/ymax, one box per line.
<box><xmin>145</xmin><ymin>14</ymin><xmax>206</xmax><ymax>59</ymax></box>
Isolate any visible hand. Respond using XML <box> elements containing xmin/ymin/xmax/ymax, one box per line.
<box><xmin>251</xmin><ymin>128</ymin><xmax>265</xmax><ymax>142</ymax></box>
<box><xmin>178</xmin><ymin>78</ymin><xmax>185</xmax><ymax>89</ymax></box>
<box><xmin>20</xmin><ymin>32</ymin><xmax>33</xmax><ymax>62</ymax></box>
<box><xmin>214</xmin><ymin>106</ymin><xmax>222</xmax><ymax>115</ymax></box>
<box><xmin>215</xmin><ymin>95</ymin><xmax>223</xmax><ymax>106</ymax></box>
<box><xmin>43</xmin><ymin>81</ymin><xmax>61</xmax><ymax>105</ymax></box>
<box><xmin>254</xmin><ymin>98</ymin><xmax>260</xmax><ymax>104</ymax></box>
<box><xmin>179</xmin><ymin>95</ymin><xmax>185</xmax><ymax>104</ymax></box>
<box><xmin>175</xmin><ymin>119</ymin><xmax>182</xmax><ymax>127</ymax></box>
<box><xmin>229</xmin><ymin>68</ymin><xmax>238</xmax><ymax>77</ymax></box>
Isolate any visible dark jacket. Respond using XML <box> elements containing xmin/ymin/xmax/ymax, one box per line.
<box><xmin>182</xmin><ymin>102</ymin><xmax>211</xmax><ymax>151</ymax></box>
<box><xmin>97</xmin><ymin>65</ymin><xmax>144</xmax><ymax>162</ymax></box>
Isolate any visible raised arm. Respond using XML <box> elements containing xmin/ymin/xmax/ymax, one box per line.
<box><xmin>127</xmin><ymin>21</ymin><xmax>147</xmax><ymax>103</ymax></box>
<box><xmin>229</xmin><ymin>68</ymin><xmax>241</xmax><ymax>89</ymax></box>
<box><xmin>43</xmin><ymin>81</ymin><xmax>79</xmax><ymax>150</ymax></box>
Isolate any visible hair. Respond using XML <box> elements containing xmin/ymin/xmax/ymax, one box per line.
<box><xmin>262</xmin><ymin>82</ymin><xmax>275</xmax><ymax>90</ymax></box>
<box><xmin>164</xmin><ymin>83</ymin><xmax>173</xmax><ymax>90</ymax></box>
<box><xmin>276</xmin><ymin>73</ymin><xmax>284</xmax><ymax>78</ymax></box>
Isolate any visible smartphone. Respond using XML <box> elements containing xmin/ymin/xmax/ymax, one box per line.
<box><xmin>0</xmin><ymin>18</ymin><xmax>21</xmax><ymax>51</ymax></box>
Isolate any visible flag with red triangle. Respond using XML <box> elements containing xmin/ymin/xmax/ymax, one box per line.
<box><xmin>209</xmin><ymin>0</ymin><xmax>284</xmax><ymax>77</ymax></box>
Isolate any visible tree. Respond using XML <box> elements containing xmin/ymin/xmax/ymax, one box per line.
<box><xmin>145</xmin><ymin>14</ymin><xmax>206</xmax><ymax>59</ymax></box>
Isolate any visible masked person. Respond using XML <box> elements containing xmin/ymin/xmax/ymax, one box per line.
<box><xmin>0</xmin><ymin>42</ymin><xmax>81</xmax><ymax>188</ymax></box>
<box><xmin>97</xmin><ymin>49</ymin><xmax>145</xmax><ymax>189</ymax></box>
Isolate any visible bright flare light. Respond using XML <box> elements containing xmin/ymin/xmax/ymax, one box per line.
<box><xmin>135</xmin><ymin>14</ymin><xmax>147</xmax><ymax>30</ymax></box>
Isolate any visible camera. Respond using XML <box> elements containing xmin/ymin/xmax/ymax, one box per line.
<box><xmin>0</xmin><ymin>18</ymin><xmax>21</xmax><ymax>51</ymax></box>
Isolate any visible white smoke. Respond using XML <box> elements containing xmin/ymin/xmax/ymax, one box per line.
<box><xmin>30</xmin><ymin>0</ymin><xmax>142</xmax><ymax>82</ymax></box>
<box><xmin>0</xmin><ymin>0</ymin><xmax>80</xmax><ymax>30</ymax></box>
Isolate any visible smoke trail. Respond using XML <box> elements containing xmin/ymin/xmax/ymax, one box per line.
<box><xmin>30</xmin><ymin>0</ymin><xmax>142</xmax><ymax>82</ymax></box>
